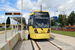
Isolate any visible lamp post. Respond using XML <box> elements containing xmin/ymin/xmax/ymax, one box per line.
<box><xmin>21</xmin><ymin>0</ymin><xmax>23</xmax><ymax>30</ymax></box>
<box><xmin>4</xmin><ymin>10</ymin><xmax>7</xmax><ymax>42</ymax></box>
<box><xmin>21</xmin><ymin>0</ymin><xmax>23</xmax><ymax>40</ymax></box>
<box><xmin>12</xmin><ymin>12</ymin><xmax>14</xmax><ymax>37</ymax></box>
<box><xmin>54</xmin><ymin>10</ymin><xmax>58</xmax><ymax>16</ymax></box>
<box><xmin>54</xmin><ymin>10</ymin><xmax>58</xmax><ymax>26</ymax></box>
<box><xmin>54</xmin><ymin>10</ymin><xmax>58</xmax><ymax>30</ymax></box>
<box><xmin>17</xmin><ymin>19</ymin><xmax>18</xmax><ymax>32</ymax></box>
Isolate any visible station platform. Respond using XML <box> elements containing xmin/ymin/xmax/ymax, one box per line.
<box><xmin>13</xmin><ymin>40</ymin><xmax>33</xmax><ymax>50</ymax></box>
<box><xmin>0</xmin><ymin>29</ymin><xmax>75</xmax><ymax>50</ymax></box>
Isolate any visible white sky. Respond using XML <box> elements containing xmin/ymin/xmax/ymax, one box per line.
<box><xmin>0</xmin><ymin>0</ymin><xmax>75</xmax><ymax>24</ymax></box>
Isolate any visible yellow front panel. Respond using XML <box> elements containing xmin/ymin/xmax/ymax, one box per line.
<box><xmin>32</xmin><ymin>33</ymin><xmax>50</xmax><ymax>39</ymax></box>
<box><xmin>29</xmin><ymin>26</ymin><xmax>51</xmax><ymax>39</ymax></box>
<box><xmin>37</xmin><ymin>28</ymin><xmax>48</xmax><ymax>33</ymax></box>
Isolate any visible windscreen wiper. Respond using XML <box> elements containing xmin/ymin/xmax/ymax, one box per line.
<box><xmin>35</xmin><ymin>23</ymin><xmax>43</xmax><ymax>30</ymax></box>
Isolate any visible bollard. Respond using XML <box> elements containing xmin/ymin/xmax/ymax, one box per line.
<box><xmin>25</xmin><ymin>30</ymin><xmax>29</xmax><ymax>40</ymax></box>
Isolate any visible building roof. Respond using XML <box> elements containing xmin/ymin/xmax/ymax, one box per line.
<box><xmin>11</xmin><ymin>17</ymin><xmax>26</xmax><ymax>25</ymax></box>
<box><xmin>51</xmin><ymin>16</ymin><xmax>58</xmax><ymax>20</ymax></box>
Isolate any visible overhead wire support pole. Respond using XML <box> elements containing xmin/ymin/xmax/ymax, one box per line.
<box><xmin>21</xmin><ymin>0</ymin><xmax>23</xmax><ymax>30</ymax></box>
<box><xmin>15</xmin><ymin>21</ymin><xmax>16</xmax><ymax>34</ymax></box>
<box><xmin>21</xmin><ymin>0</ymin><xmax>23</xmax><ymax>40</ymax></box>
<box><xmin>40</xmin><ymin>5</ymin><xmax>42</xmax><ymax>12</ymax></box>
<box><xmin>12</xmin><ymin>12</ymin><xmax>14</xmax><ymax>37</ymax></box>
<box><xmin>4</xmin><ymin>10</ymin><xmax>7</xmax><ymax>42</ymax></box>
<box><xmin>5</xmin><ymin>18</ymin><xmax>7</xmax><ymax>42</ymax></box>
<box><xmin>54</xmin><ymin>10</ymin><xmax>56</xmax><ymax>16</ymax></box>
<box><xmin>17</xmin><ymin>19</ymin><xmax>18</xmax><ymax>32</ymax></box>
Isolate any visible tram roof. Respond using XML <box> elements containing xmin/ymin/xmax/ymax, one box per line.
<box><xmin>29</xmin><ymin>10</ymin><xmax>49</xmax><ymax>16</ymax></box>
<box><xmin>11</xmin><ymin>17</ymin><xmax>26</xmax><ymax>25</ymax></box>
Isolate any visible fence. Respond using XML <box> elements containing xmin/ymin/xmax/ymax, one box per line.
<box><xmin>0</xmin><ymin>24</ymin><xmax>26</xmax><ymax>44</ymax></box>
<box><xmin>51</xmin><ymin>27</ymin><xmax>75</xmax><ymax>32</ymax></box>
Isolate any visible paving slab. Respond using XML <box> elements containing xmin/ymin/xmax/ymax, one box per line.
<box><xmin>36</xmin><ymin>40</ymin><xmax>59</xmax><ymax>50</ymax></box>
<box><xmin>49</xmin><ymin>38</ymin><xmax>75</xmax><ymax>50</ymax></box>
<box><xmin>13</xmin><ymin>40</ymin><xmax>33</xmax><ymax>50</ymax></box>
<box><xmin>51</xmin><ymin>32</ymin><xmax>75</xmax><ymax>47</ymax></box>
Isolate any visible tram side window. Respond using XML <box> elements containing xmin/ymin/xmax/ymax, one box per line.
<box><xmin>30</xmin><ymin>16</ymin><xmax>33</xmax><ymax>19</ymax></box>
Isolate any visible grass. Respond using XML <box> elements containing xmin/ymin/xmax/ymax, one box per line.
<box><xmin>51</xmin><ymin>30</ymin><xmax>75</xmax><ymax>37</ymax></box>
<box><xmin>0</xmin><ymin>28</ymin><xmax>11</xmax><ymax>31</ymax></box>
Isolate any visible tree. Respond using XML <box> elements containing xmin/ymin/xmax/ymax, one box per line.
<box><xmin>2</xmin><ymin>22</ymin><xmax>5</xmax><ymax>24</ymax></box>
<box><xmin>68</xmin><ymin>11</ymin><xmax>75</xmax><ymax>26</ymax></box>
<box><xmin>58</xmin><ymin>14</ymin><xmax>63</xmax><ymax>27</ymax></box>
<box><xmin>58</xmin><ymin>14</ymin><xmax>66</xmax><ymax>27</ymax></box>
<box><xmin>62</xmin><ymin>14</ymin><xmax>66</xmax><ymax>26</ymax></box>
<box><xmin>6</xmin><ymin>17</ymin><xmax>10</xmax><ymax>28</ymax></box>
<box><xmin>51</xmin><ymin>20</ymin><xmax>54</xmax><ymax>26</ymax></box>
<box><xmin>56</xmin><ymin>20</ymin><xmax>59</xmax><ymax>22</ymax></box>
<box><xmin>58</xmin><ymin>14</ymin><xmax>63</xmax><ymax>23</ymax></box>
<box><xmin>66</xmin><ymin>18</ymin><xmax>69</xmax><ymax>25</ymax></box>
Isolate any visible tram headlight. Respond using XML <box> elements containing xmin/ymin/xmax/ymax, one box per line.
<box><xmin>47</xmin><ymin>29</ymin><xmax>50</xmax><ymax>33</ymax></box>
<box><xmin>34</xmin><ymin>29</ymin><xmax>38</xmax><ymax>33</ymax></box>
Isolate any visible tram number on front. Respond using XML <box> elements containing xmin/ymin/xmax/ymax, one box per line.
<box><xmin>41</xmin><ymin>31</ymin><xmax>45</xmax><ymax>33</ymax></box>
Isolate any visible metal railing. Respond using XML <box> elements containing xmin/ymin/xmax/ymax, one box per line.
<box><xmin>0</xmin><ymin>24</ymin><xmax>26</xmax><ymax>44</ymax></box>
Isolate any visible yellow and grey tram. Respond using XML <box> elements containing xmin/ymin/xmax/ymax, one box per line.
<box><xmin>28</xmin><ymin>10</ymin><xmax>51</xmax><ymax>39</ymax></box>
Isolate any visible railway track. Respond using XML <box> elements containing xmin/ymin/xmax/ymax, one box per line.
<box><xmin>31</xmin><ymin>39</ymin><xmax>62</xmax><ymax>50</ymax></box>
<box><xmin>31</xmin><ymin>40</ymin><xmax>41</xmax><ymax>50</ymax></box>
<box><xmin>31</xmin><ymin>38</ymin><xmax>75</xmax><ymax>50</ymax></box>
<box><xmin>14</xmin><ymin>38</ymin><xmax>75</xmax><ymax>50</ymax></box>
<box><xmin>48</xmin><ymin>40</ymin><xmax>62</xmax><ymax>50</ymax></box>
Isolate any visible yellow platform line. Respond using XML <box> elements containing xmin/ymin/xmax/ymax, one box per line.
<box><xmin>0</xmin><ymin>30</ymin><xmax>11</xmax><ymax>34</ymax></box>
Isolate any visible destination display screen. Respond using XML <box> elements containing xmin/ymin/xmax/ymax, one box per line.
<box><xmin>34</xmin><ymin>12</ymin><xmax>49</xmax><ymax>16</ymax></box>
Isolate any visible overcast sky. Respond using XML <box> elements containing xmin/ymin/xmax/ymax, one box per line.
<box><xmin>0</xmin><ymin>0</ymin><xmax>75</xmax><ymax>24</ymax></box>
